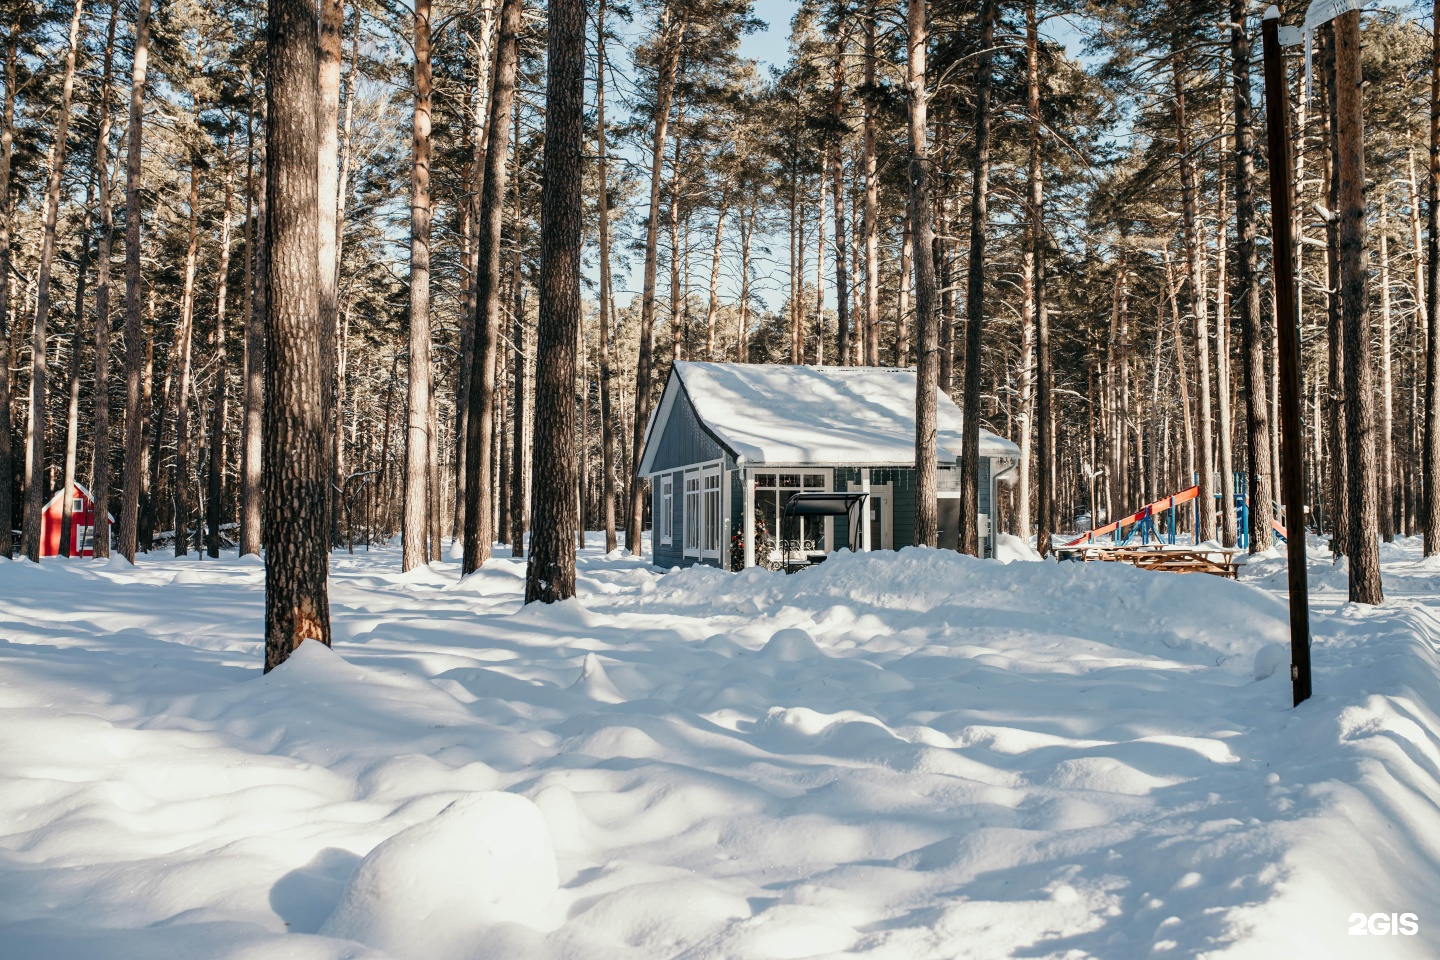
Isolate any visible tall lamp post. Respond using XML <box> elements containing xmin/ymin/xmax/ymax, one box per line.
<box><xmin>1260</xmin><ymin>0</ymin><xmax>1365</xmax><ymax>705</ymax></box>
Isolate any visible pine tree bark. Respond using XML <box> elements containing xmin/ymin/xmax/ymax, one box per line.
<box><xmin>625</xmin><ymin>5</ymin><xmax>685</xmax><ymax>554</ymax></box>
<box><xmin>863</xmin><ymin>4</ymin><xmax>879</xmax><ymax>366</ymax></box>
<box><xmin>830</xmin><ymin>14</ymin><xmax>850</xmax><ymax>367</ymax></box>
<box><xmin>59</xmin><ymin>181</ymin><xmax>93</xmax><ymax>558</ymax></box>
<box><xmin>1230</xmin><ymin>0</ymin><xmax>1273</xmax><ymax>553</ymax></box>
<box><xmin>264</xmin><ymin>0</ymin><xmax>332</xmax><ymax>670</ymax></box>
<box><xmin>0</xmin><ymin>29</ymin><xmax>19</xmax><ymax>559</ymax></box>
<box><xmin>510</xmin><ymin>265</ymin><xmax>527</xmax><ymax>556</ymax></box>
<box><xmin>1175</xmin><ymin>59</ymin><xmax>1215</xmax><ymax>543</ymax></box>
<box><xmin>704</xmin><ymin>191</ymin><xmax>727</xmax><ymax>361</ymax></box>
<box><xmin>207</xmin><ymin>162</ymin><xmax>234</xmax><ymax>558</ymax></box>
<box><xmin>318</xmin><ymin>0</ymin><xmax>344</xmax><ymax>548</ymax></box>
<box><xmin>403</xmin><ymin>0</ymin><xmax>434</xmax><ymax>571</ymax></box>
<box><xmin>23</xmin><ymin>0</ymin><xmax>86</xmax><ymax>562</ymax></box>
<box><xmin>908</xmin><ymin>0</ymin><xmax>940</xmax><ymax>549</ymax></box>
<box><xmin>898</xmin><ymin>211</ymin><xmax>911</xmax><ymax>366</ymax></box>
<box><xmin>1028</xmin><ymin>0</ymin><xmax>1054</xmax><ymax>554</ymax></box>
<box><xmin>116</xmin><ymin>0</ymin><xmax>152</xmax><ymax>563</ymax></box>
<box><xmin>90</xmin><ymin>0</ymin><xmax>120</xmax><ymax>559</ymax></box>
<box><xmin>452</xmin><ymin>0</ymin><xmax>496</xmax><ymax>543</ymax></box>
<box><xmin>1426</xmin><ymin>0</ymin><xmax>1440</xmax><ymax>555</ymax></box>
<box><xmin>524</xmin><ymin>0</ymin><xmax>583</xmax><ymax>603</ymax></box>
<box><xmin>461</xmin><ymin>0</ymin><xmax>520</xmax><ymax>573</ymax></box>
<box><xmin>597</xmin><ymin>0</ymin><xmax>617</xmax><ymax>554</ymax></box>
<box><xmin>957</xmin><ymin>0</ymin><xmax>996</xmax><ymax>556</ymax></box>
<box><xmin>1380</xmin><ymin>192</ymin><xmax>1395</xmax><ymax>542</ymax></box>
<box><xmin>1335</xmin><ymin>10</ymin><xmax>1381</xmax><ymax>603</ymax></box>
<box><xmin>174</xmin><ymin>160</ymin><xmax>201</xmax><ymax>557</ymax></box>
<box><xmin>241</xmin><ymin>93</ymin><xmax>266</xmax><ymax>557</ymax></box>
<box><xmin>1324</xmin><ymin>30</ymin><xmax>1349</xmax><ymax>555</ymax></box>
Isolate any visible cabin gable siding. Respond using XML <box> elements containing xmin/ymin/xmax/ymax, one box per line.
<box><xmin>646</xmin><ymin>386</ymin><xmax>727</xmax><ymax>477</ymax></box>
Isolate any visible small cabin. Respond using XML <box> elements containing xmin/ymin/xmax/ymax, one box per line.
<box><xmin>638</xmin><ymin>362</ymin><xmax>1021</xmax><ymax>571</ymax></box>
<box><xmin>40</xmin><ymin>482</ymin><xmax>111</xmax><ymax>557</ymax></box>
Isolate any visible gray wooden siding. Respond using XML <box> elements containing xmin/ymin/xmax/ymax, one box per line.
<box><xmin>647</xmin><ymin>385</ymin><xmax>728</xmax><ymax>475</ymax></box>
<box><xmin>652</xmin><ymin>470</ymin><xmax>685</xmax><ymax>568</ymax></box>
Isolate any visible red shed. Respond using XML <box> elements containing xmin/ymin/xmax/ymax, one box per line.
<box><xmin>40</xmin><ymin>482</ymin><xmax>111</xmax><ymax>558</ymax></box>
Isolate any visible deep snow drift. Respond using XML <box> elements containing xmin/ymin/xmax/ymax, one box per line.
<box><xmin>2</xmin><ymin>538</ymin><xmax>1440</xmax><ymax>959</ymax></box>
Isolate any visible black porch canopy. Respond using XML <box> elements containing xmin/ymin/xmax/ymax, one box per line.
<box><xmin>782</xmin><ymin>492</ymin><xmax>870</xmax><ymax>566</ymax></box>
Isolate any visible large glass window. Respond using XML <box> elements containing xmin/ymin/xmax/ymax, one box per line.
<box><xmin>751</xmin><ymin>471</ymin><xmax>829</xmax><ymax>562</ymax></box>
<box><xmin>703</xmin><ymin>470</ymin><xmax>722</xmax><ymax>555</ymax></box>
<box><xmin>660</xmin><ymin>477</ymin><xmax>674</xmax><ymax>544</ymax></box>
<box><xmin>684</xmin><ymin>474</ymin><xmax>702</xmax><ymax>555</ymax></box>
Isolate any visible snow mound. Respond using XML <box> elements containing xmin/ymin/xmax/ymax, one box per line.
<box><xmin>996</xmin><ymin>533</ymin><xmax>1043</xmax><ymax>563</ymax></box>
<box><xmin>1253</xmin><ymin>642</ymin><xmax>1288</xmax><ymax>682</ymax></box>
<box><xmin>320</xmin><ymin>791</ymin><xmax>558</xmax><ymax>959</ymax></box>
<box><xmin>571</xmin><ymin>652</ymin><xmax>625</xmax><ymax>703</ymax></box>
<box><xmin>758</xmin><ymin>628</ymin><xmax>822</xmax><ymax>661</ymax></box>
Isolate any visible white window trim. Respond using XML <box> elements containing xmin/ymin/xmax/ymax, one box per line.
<box><xmin>660</xmin><ymin>476</ymin><xmax>674</xmax><ymax>545</ymax></box>
<box><xmin>701</xmin><ymin>464</ymin><xmax>723</xmax><ymax>560</ymax></box>
<box><xmin>682</xmin><ymin>459</ymin><xmax>725</xmax><ymax>561</ymax></box>
<box><xmin>751</xmin><ymin>468</ymin><xmax>835</xmax><ymax>562</ymax></box>
<box><xmin>683</xmin><ymin>469</ymin><xmax>702</xmax><ymax>558</ymax></box>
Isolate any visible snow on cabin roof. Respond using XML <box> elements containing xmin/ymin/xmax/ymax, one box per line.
<box><xmin>666</xmin><ymin>362</ymin><xmax>1020</xmax><ymax>466</ymax></box>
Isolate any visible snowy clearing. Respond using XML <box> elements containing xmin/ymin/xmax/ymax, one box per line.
<box><xmin>3</xmin><ymin>540</ymin><xmax>1440</xmax><ymax>959</ymax></box>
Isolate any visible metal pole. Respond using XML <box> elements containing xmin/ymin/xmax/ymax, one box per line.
<box><xmin>1262</xmin><ymin>6</ymin><xmax>1313</xmax><ymax>706</ymax></box>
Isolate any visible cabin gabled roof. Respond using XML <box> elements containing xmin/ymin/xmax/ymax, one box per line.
<box><xmin>640</xmin><ymin>362</ymin><xmax>1020</xmax><ymax>473</ymax></box>
<box><xmin>42</xmin><ymin>481</ymin><xmax>114</xmax><ymax>522</ymax></box>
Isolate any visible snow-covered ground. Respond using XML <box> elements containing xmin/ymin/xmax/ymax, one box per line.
<box><xmin>3</xmin><ymin>536</ymin><xmax>1440</xmax><ymax>959</ymax></box>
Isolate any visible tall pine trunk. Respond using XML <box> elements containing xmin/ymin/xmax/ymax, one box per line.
<box><xmin>597</xmin><ymin>0</ymin><xmax>617</xmax><ymax>554</ymax></box>
<box><xmin>1028</xmin><ymin>0</ymin><xmax>1053</xmax><ymax>554</ymax></box>
<box><xmin>403</xmin><ymin>0</ymin><xmax>434</xmax><ymax>571</ymax></box>
<box><xmin>207</xmin><ymin>162</ymin><xmax>234</xmax><ymax>558</ymax></box>
<box><xmin>23</xmin><ymin>0</ymin><xmax>86</xmax><ymax>561</ymax></box>
<box><xmin>318</xmin><ymin>0</ymin><xmax>343</xmax><ymax>547</ymax></box>
<box><xmin>863</xmin><ymin>4</ymin><xmax>879</xmax><ymax>366</ymax></box>
<box><xmin>830</xmin><ymin>14</ymin><xmax>849</xmax><ymax>367</ymax></box>
<box><xmin>173</xmin><ymin>160</ymin><xmax>200</xmax><ymax>558</ymax></box>
<box><xmin>957</xmin><ymin>0</ymin><xmax>997</xmax><ymax>556</ymax></box>
<box><xmin>241</xmin><ymin>92</ymin><xmax>266</xmax><ymax>557</ymax></box>
<box><xmin>59</xmin><ymin>180</ymin><xmax>93</xmax><ymax>558</ymax></box>
<box><xmin>116</xmin><ymin>0</ymin><xmax>153</xmax><ymax>562</ymax></box>
<box><xmin>461</xmin><ymin>0</ymin><xmax>520</xmax><ymax>573</ymax></box>
<box><xmin>1336</xmin><ymin>10</ymin><xmax>1382</xmax><ymax>603</ymax></box>
<box><xmin>525</xmin><ymin>0</ymin><xmax>583</xmax><ymax>602</ymax></box>
<box><xmin>90</xmin><ymin>0</ymin><xmax>120</xmax><ymax>559</ymax></box>
<box><xmin>264</xmin><ymin>0</ymin><xmax>331</xmax><ymax>669</ymax></box>
<box><xmin>908</xmin><ymin>0</ymin><xmax>940</xmax><ymax>548</ymax></box>
<box><xmin>1426</xmin><ymin>0</ymin><xmax>1440</xmax><ymax>555</ymax></box>
<box><xmin>625</xmin><ymin>6</ymin><xmax>685</xmax><ymax>554</ymax></box>
<box><xmin>0</xmin><ymin>29</ymin><xmax>19</xmax><ymax>558</ymax></box>
<box><xmin>1230</xmin><ymin>1</ymin><xmax>1273</xmax><ymax>553</ymax></box>
<box><xmin>1175</xmin><ymin>59</ymin><xmax>1215</xmax><ymax>543</ymax></box>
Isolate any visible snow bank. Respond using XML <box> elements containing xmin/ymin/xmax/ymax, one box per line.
<box><xmin>4</xmin><ymin>541</ymin><xmax>1440</xmax><ymax>958</ymax></box>
<box><xmin>320</xmin><ymin>792</ymin><xmax>558</xmax><ymax>959</ymax></box>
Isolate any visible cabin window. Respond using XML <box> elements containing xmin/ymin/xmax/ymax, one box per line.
<box><xmin>660</xmin><ymin>477</ymin><xmax>673</xmax><ymax>545</ymax></box>
<box><xmin>684</xmin><ymin>473</ymin><xmax>702</xmax><ymax>556</ymax></box>
<box><xmin>751</xmin><ymin>471</ymin><xmax>830</xmax><ymax>560</ymax></box>
<box><xmin>702</xmin><ymin>468</ymin><xmax>722</xmax><ymax>557</ymax></box>
<box><xmin>72</xmin><ymin>497</ymin><xmax>84</xmax><ymax>513</ymax></box>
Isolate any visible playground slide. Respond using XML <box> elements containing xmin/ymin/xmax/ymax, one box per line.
<box><xmin>1067</xmin><ymin>487</ymin><xmax>1199</xmax><ymax>547</ymax></box>
<box><xmin>1066</xmin><ymin>486</ymin><xmax>1290</xmax><ymax>548</ymax></box>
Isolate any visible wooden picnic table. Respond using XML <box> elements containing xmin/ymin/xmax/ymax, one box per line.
<box><xmin>1054</xmin><ymin>544</ymin><xmax>1243</xmax><ymax>579</ymax></box>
